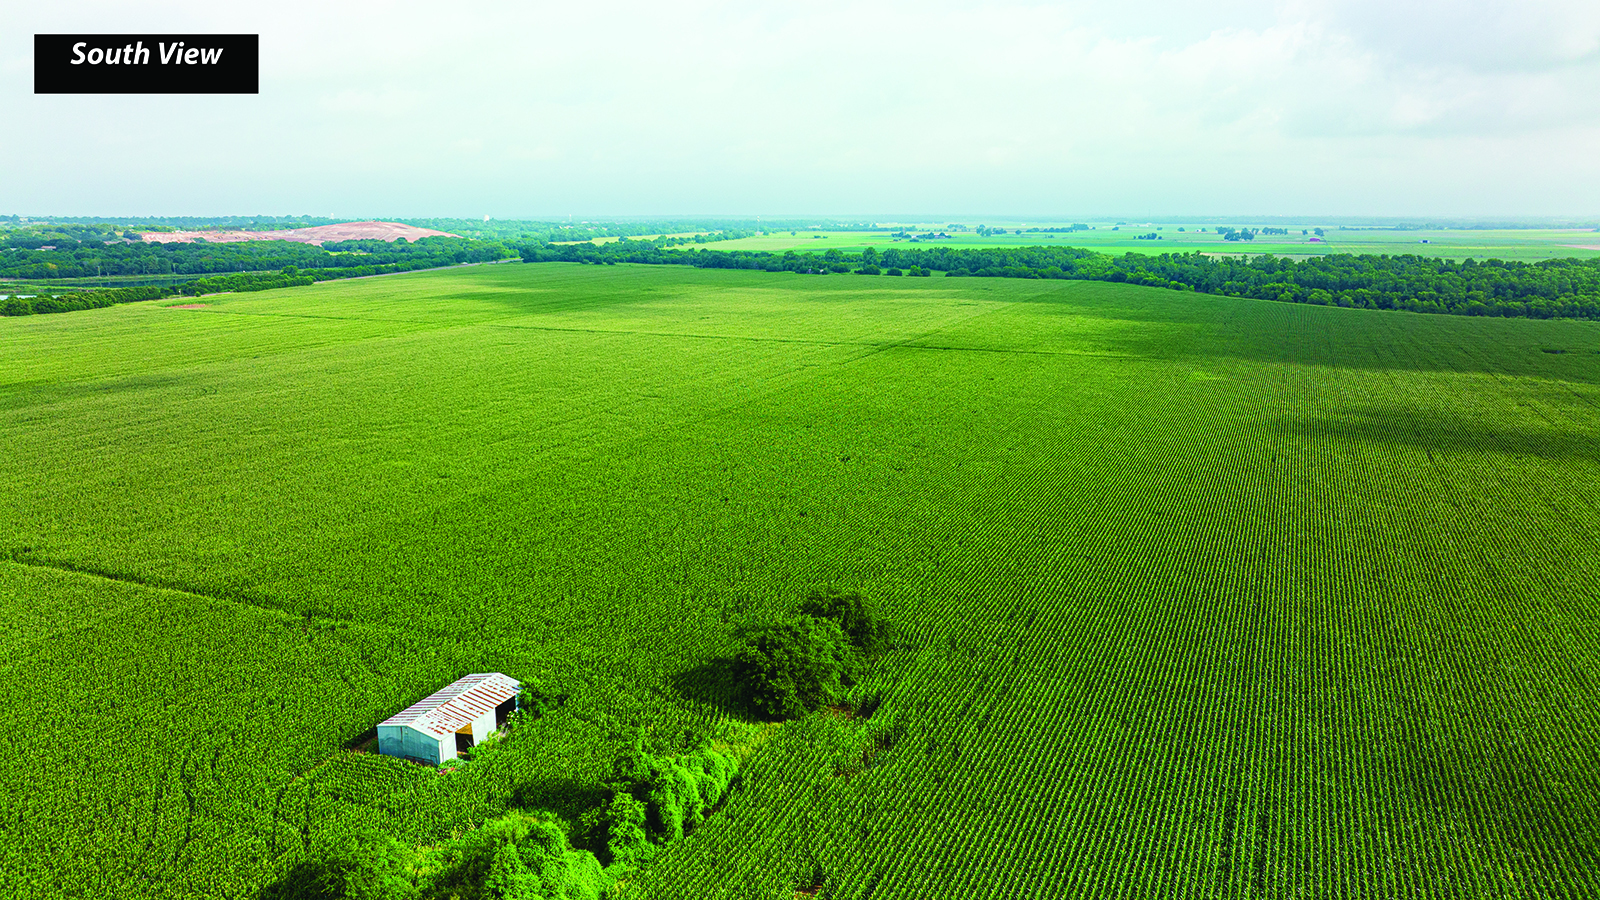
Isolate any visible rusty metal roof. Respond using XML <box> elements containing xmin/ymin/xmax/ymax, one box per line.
<box><xmin>379</xmin><ymin>673</ymin><xmax>520</xmax><ymax>737</ymax></box>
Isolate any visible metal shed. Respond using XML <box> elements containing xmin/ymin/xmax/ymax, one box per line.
<box><xmin>377</xmin><ymin>672</ymin><xmax>521</xmax><ymax>765</ymax></box>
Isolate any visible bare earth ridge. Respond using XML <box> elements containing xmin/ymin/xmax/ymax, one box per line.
<box><xmin>138</xmin><ymin>221</ymin><xmax>461</xmax><ymax>245</ymax></box>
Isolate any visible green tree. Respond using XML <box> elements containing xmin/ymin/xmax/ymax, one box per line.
<box><xmin>801</xmin><ymin>587</ymin><xmax>889</xmax><ymax>652</ymax></box>
<box><xmin>735</xmin><ymin>616</ymin><xmax>851</xmax><ymax>719</ymax></box>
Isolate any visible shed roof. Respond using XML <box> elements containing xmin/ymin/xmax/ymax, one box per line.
<box><xmin>380</xmin><ymin>672</ymin><xmax>520</xmax><ymax>737</ymax></box>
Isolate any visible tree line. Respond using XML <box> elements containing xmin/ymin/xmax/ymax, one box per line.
<box><xmin>12</xmin><ymin>231</ymin><xmax>1598</xmax><ymax>322</ymax></box>
<box><xmin>1</xmin><ymin>256</ymin><xmax>501</xmax><ymax>317</ymax></box>
<box><xmin>519</xmin><ymin>239</ymin><xmax>1600</xmax><ymax>320</ymax></box>
<box><xmin>0</xmin><ymin>235</ymin><xmax>511</xmax><ymax>280</ymax></box>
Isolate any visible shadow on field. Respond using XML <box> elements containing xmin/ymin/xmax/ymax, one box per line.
<box><xmin>670</xmin><ymin>658</ymin><xmax>751</xmax><ymax>718</ymax></box>
<box><xmin>1274</xmin><ymin>409</ymin><xmax>1600</xmax><ymax>461</ymax></box>
<box><xmin>1004</xmin><ymin>281</ymin><xmax>1600</xmax><ymax>386</ymax></box>
<box><xmin>342</xmin><ymin>726</ymin><xmax>377</xmax><ymax>753</ymax></box>
<box><xmin>509</xmin><ymin>775</ymin><xmax>609</xmax><ymax>822</ymax></box>
<box><xmin>258</xmin><ymin>861</ymin><xmax>328</xmax><ymax>900</ymax></box>
<box><xmin>0</xmin><ymin>372</ymin><xmax>214</xmax><ymax>413</ymax></box>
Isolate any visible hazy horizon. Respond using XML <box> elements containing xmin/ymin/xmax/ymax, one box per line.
<box><xmin>6</xmin><ymin>0</ymin><xmax>1598</xmax><ymax>218</ymax></box>
<box><xmin>9</xmin><ymin>213</ymin><xmax>1600</xmax><ymax>227</ymax></box>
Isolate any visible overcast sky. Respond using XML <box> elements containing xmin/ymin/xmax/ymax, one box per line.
<box><xmin>4</xmin><ymin>1</ymin><xmax>1598</xmax><ymax>218</ymax></box>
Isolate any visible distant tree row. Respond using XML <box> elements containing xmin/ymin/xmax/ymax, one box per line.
<box><xmin>519</xmin><ymin>239</ymin><xmax>1600</xmax><ymax>320</ymax></box>
<box><xmin>391</xmin><ymin>218</ymin><xmax>885</xmax><ymax>243</ymax></box>
<box><xmin>0</xmin><ymin>235</ymin><xmax>511</xmax><ymax>280</ymax></box>
<box><xmin>2</xmin><ymin>257</ymin><xmax>486</xmax><ymax>317</ymax></box>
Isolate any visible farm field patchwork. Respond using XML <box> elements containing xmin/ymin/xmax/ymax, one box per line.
<box><xmin>703</xmin><ymin>226</ymin><xmax>1600</xmax><ymax>262</ymax></box>
<box><xmin>2</xmin><ymin>263</ymin><xmax>1599</xmax><ymax>898</ymax></box>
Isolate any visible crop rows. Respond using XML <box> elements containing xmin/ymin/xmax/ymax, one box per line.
<box><xmin>1</xmin><ymin>265</ymin><xmax>1597</xmax><ymax>897</ymax></box>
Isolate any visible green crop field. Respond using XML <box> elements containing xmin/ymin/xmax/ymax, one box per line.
<box><xmin>3</xmin><ymin>262</ymin><xmax>1599</xmax><ymax>898</ymax></box>
<box><xmin>706</xmin><ymin>226</ymin><xmax>1600</xmax><ymax>262</ymax></box>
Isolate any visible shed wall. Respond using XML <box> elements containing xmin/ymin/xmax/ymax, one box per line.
<box><xmin>405</xmin><ymin>728</ymin><xmax>451</xmax><ymax>765</ymax></box>
<box><xmin>469</xmin><ymin>709</ymin><xmax>495</xmax><ymax>743</ymax></box>
<box><xmin>377</xmin><ymin>725</ymin><xmax>407</xmax><ymax>760</ymax></box>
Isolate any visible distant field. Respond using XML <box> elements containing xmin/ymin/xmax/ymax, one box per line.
<box><xmin>2</xmin><ymin>263</ymin><xmax>1598</xmax><ymax>898</ymax></box>
<box><xmin>705</xmin><ymin>226</ymin><xmax>1600</xmax><ymax>262</ymax></box>
<box><xmin>550</xmin><ymin>232</ymin><xmax>712</xmax><ymax>246</ymax></box>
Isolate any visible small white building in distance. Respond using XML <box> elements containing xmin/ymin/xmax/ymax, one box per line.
<box><xmin>377</xmin><ymin>672</ymin><xmax>521</xmax><ymax>765</ymax></box>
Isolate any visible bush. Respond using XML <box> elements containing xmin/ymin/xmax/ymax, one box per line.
<box><xmin>427</xmin><ymin>810</ymin><xmax>607</xmax><ymax>900</ymax></box>
<box><xmin>734</xmin><ymin>616</ymin><xmax>851</xmax><ymax>719</ymax></box>
<box><xmin>588</xmin><ymin>738</ymin><xmax>740</xmax><ymax>863</ymax></box>
<box><xmin>583</xmin><ymin>793</ymin><xmax>654</xmax><ymax>869</ymax></box>
<box><xmin>801</xmin><ymin>587</ymin><xmax>889</xmax><ymax>652</ymax></box>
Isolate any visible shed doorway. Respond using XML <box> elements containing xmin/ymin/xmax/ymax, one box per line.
<box><xmin>455</xmin><ymin>725</ymin><xmax>475</xmax><ymax>755</ymax></box>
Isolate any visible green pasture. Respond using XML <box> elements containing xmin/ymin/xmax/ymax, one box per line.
<box><xmin>704</xmin><ymin>225</ymin><xmax>1600</xmax><ymax>261</ymax></box>
<box><xmin>2</xmin><ymin>263</ymin><xmax>1599</xmax><ymax>898</ymax></box>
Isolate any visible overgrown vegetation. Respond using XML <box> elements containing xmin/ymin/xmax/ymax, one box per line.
<box><xmin>268</xmin><ymin>589</ymin><xmax>889</xmax><ymax>898</ymax></box>
<box><xmin>269</xmin><ymin>730</ymin><xmax>743</xmax><ymax>900</ymax></box>
<box><xmin>269</xmin><ymin>811</ymin><xmax>607</xmax><ymax>900</ymax></box>
<box><xmin>425</xmin><ymin>811</ymin><xmax>606</xmax><ymax>900</ymax></box>
<box><xmin>582</xmin><ymin>737</ymin><xmax>741</xmax><ymax>867</ymax></box>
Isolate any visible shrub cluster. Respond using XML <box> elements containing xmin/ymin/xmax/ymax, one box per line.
<box><xmin>581</xmin><ymin>738</ymin><xmax>740</xmax><ymax>868</ymax></box>
<box><xmin>275</xmin><ymin>811</ymin><xmax>606</xmax><ymax>900</ymax></box>
<box><xmin>278</xmin><ymin>726</ymin><xmax>743</xmax><ymax>900</ymax></box>
<box><xmin>425</xmin><ymin>812</ymin><xmax>606</xmax><ymax>900</ymax></box>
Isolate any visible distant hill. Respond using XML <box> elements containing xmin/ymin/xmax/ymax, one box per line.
<box><xmin>137</xmin><ymin>221</ymin><xmax>461</xmax><ymax>245</ymax></box>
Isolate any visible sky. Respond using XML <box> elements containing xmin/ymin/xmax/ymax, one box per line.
<box><xmin>4</xmin><ymin>0</ymin><xmax>1599</xmax><ymax>218</ymax></box>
